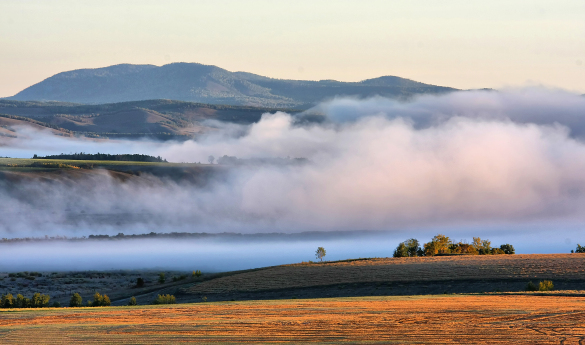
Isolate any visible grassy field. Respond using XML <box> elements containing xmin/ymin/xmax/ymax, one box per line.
<box><xmin>0</xmin><ymin>157</ymin><xmax>191</xmax><ymax>167</ymax></box>
<box><xmin>186</xmin><ymin>254</ymin><xmax>585</xmax><ymax>295</ymax></box>
<box><xmin>1</xmin><ymin>295</ymin><xmax>584</xmax><ymax>343</ymax></box>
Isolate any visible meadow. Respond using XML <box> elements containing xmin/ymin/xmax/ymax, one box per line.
<box><xmin>186</xmin><ymin>254</ymin><xmax>585</xmax><ymax>297</ymax></box>
<box><xmin>1</xmin><ymin>295</ymin><xmax>584</xmax><ymax>343</ymax></box>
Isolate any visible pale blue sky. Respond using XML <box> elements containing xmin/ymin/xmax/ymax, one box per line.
<box><xmin>1</xmin><ymin>0</ymin><xmax>584</xmax><ymax>97</ymax></box>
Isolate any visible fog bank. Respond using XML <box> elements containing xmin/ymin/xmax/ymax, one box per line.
<box><xmin>1</xmin><ymin>88</ymin><xmax>585</xmax><ymax>261</ymax></box>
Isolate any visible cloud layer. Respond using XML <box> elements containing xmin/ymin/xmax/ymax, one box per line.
<box><xmin>2</xmin><ymin>88</ymin><xmax>585</xmax><ymax>240</ymax></box>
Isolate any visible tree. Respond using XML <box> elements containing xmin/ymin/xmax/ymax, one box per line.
<box><xmin>208</xmin><ymin>155</ymin><xmax>215</xmax><ymax>164</ymax></box>
<box><xmin>153</xmin><ymin>294</ymin><xmax>176</xmax><ymax>305</ymax></box>
<box><xmin>102</xmin><ymin>295</ymin><xmax>111</xmax><ymax>306</ymax></box>
<box><xmin>499</xmin><ymin>244</ymin><xmax>515</xmax><ymax>255</ymax></box>
<box><xmin>69</xmin><ymin>293</ymin><xmax>83</xmax><ymax>307</ymax></box>
<box><xmin>1</xmin><ymin>294</ymin><xmax>14</xmax><ymax>308</ymax></box>
<box><xmin>404</xmin><ymin>238</ymin><xmax>421</xmax><ymax>257</ymax></box>
<box><xmin>128</xmin><ymin>296</ymin><xmax>137</xmax><ymax>306</ymax></box>
<box><xmin>192</xmin><ymin>270</ymin><xmax>202</xmax><ymax>278</ymax></box>
<box><xmin>315</xmin><ymin>247</ymin><xmax>326</xmax><ymax>262</ymax></box>
<box><xmin>424</xmin><ymin>234</ymin><xmax>451</xmax><ymax>256</ymax></box>
<box><xmin>158</xmin><ymin>273</ymin><xmax>166</xmax><ymax>284</ymax></box>
<box><xmin>15</xmin><ymin>294</ymin><xmax>25</xmax><ymax>308</ymax></box>
<box><xmin>393</xmin><ymin>242</ymin><xmax>408</xmax><ymax>258</ymax></box>
<box><xmin>51</xmin><ymin>301</ymin><xmax>61</xmax><ymax>308</ymax></box>
<box><xmin>575</xmin><ymin>244</ymin><xmax>585</xmax><ymax>253</ymax></box>
<box><xmin>136</xmin><ymin>277</ymin><xmax>145</xmax><ymax>288</ymax></box>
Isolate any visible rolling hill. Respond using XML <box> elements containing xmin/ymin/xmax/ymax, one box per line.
<box><xmin>0</xmin><ymin>99</ymin><xmax>297</xmax><ymax>139</ymax></box>
<box><xmin>8</xmin><ymin>63</ymin><xmax>457</xmax><ymax>107</ymax></box>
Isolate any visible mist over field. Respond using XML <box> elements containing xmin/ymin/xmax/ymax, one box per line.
<box><xmin>2</xmin><ymin>88</ymin><xmax>585</xmax><ymax>268</ymax></box>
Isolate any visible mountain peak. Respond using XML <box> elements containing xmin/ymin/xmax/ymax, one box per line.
<box><xmin>10</xmin><ymin>63</ymin><xmax>457</xmax><ymax>107</ymax></box>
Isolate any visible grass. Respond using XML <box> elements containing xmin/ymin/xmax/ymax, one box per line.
<box><xmin>1</xmin><ymin>295</ymin><xmax>585</xmax><ymax>343</ymax></box>
<box><xmin>186</xmin><ymin>254</ymin><xmax>585</xmax><ymax>295</ymax></box>
<box><xmin>0</xmin><ymin>157</ymin><xmax>191</xmax><ymax>167</ymax></box>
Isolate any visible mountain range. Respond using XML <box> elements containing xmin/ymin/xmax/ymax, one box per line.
<box><xmin>8</xmin><ymin>63</ymin><xmax>457</xmax><ymax>108</ymax></box>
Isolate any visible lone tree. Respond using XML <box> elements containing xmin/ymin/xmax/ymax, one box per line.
<box><xmin>315</xmin><ymin>247</ymin><xmax>326</xmax><ymax>262</ymax></box>
<box><xmin>208</xmin><ymin>155</ymin><xmax>215</xmax><ymax>164</ymax></box>
<box><xmin>69</xmin><ymin>293</ymin><xmax>82</xmax><ymax>307</ymax></box>
<box><xmin>158</xmin><ymin>273</ymin><xmax>166</xmax><ymax>284</ymax></box>
<box><xmin>128</xmin><ymin>296</ymin><xmax>137</xmax><ymax>306</ymax></box>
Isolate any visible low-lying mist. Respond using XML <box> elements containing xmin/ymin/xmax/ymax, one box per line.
<box><xmin>2</xmin><ymin>88</ymin><xmax>585</xmax><ymax>269</ymax></box>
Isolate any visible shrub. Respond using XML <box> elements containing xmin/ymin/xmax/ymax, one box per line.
<box><xmin>490</xmin><ymin>248</ymin><xmax>505</xmax><ymax>255</ymax></box>
<box><xmin>128</xmin><ymin>296</ymin><xmax>137</xmax><ymax>306</ymax></box>
<box><xmin>525</xmin><ymin>281</ymin><xmax>538</xmax><ymax>291</ymax></box>
<box><xmin>201</xmin><ymin>296</ymin><xmax>207</xmax><ymax>302</ymax></box>
<box><xmin>500</xmin><ymin>244</ymin><xmax>515</xmax><ymax>254</ymax></box>
<box><xmin>69</xmin><ymin>293</ymin><xmax>83</xmax><ymax>307</ymax></box>
<box><xmin>538</xmin><ymin>280</ymin><xmax>554</xmax><ymax>291</ymax></box>
<box><xmin>192</xmin><ymin>270</ymin><xmax>202</xmax><ymax>277</ymax></box>
<box><xmin>152</xmin><ymin>294</ymin><xmax>176</xmax><ymax>305</ymax></box>
<box><xmin>158</xmin><ymin>273</ymin><xmax>166</xmax><ymax>284</ymax></box>
<box><xmin>91</xmin><ymin>292</ymin><xmax>111</xmax><ymax>307</ymax></box>
<box><xmin>51</xmin><ymin>301</ymin><xmax>61</xmax><ymax>308</ymax></box>
<box><xmin>136</xmin><ymin>277</ymin><xmax>144</xmax><ymax>288</ymax></box>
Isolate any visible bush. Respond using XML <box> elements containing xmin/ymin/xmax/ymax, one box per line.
<box><xmin>91</xmin><ymin>292</ymin><xmax>111</xmax><ymax>307</ymax></box>
<box><xmin>152</xmin><ymin>294</ymin><xmax>176</xmax><ymax>305</ymax></box>
<box><xmin>136</xmin><ymin>277</ymin><xmax>144</xmax><ymax>288</ymax></box>
<box><xmin>128</xmin><ymin>296</ymin><xmax>137</xmax><ymax>306</ymax></box>
<box><xmin>525</xmin><ymin>281</ymin><xmax>538</xmax><ymax>291</ymax></box>
<box><xmin>500</xmin><ymin>244</ymin><xmax>515</xmax><ymax>255</ymax></box>
<box><xmin>538</xmin><ymin>280</ymin><xmax>554</xmax><ymax>291</ymax></box>
<box><xmin>69</xmin><ymin>293</ymin><xmax>83</xmax><ymax>307</ymax></box>
<box><xmin>51</xmin><ymin>301</ymin><xmax>61</xmax><ymax>308</ymax></box>
<box><xmin>192</xmin><ymin>270</ymin><xmax>202</xmax><ymax>277</ymax></box>
<box><xmin>158</xmin><ymin>273</ymin><xmax>166</xmax><ymax>284</ymax></box>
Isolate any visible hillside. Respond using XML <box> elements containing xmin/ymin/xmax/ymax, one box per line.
<box><xmin>183</xmin><ymin>254</ymin><xmax>585</xmax><ymax>301</ymax></box>
<box><xmin>7</xmin><ymin>63</ymin><xmax>457</xmax><ymax>107</ymax></box>
<box><xmin>0</xmin><ymin>99</ymin><xmax>295</xmax><ymax>139</ymax></box>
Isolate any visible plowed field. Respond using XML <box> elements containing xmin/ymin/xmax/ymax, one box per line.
<box><xmin>1</xmin><ymin>295</ymin><xmax>585</xmax><ymax>344</ymax></box>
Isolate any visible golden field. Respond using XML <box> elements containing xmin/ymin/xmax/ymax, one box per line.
<box><xmin>1</xmin><ymin>295</ymin><xmax>585</xmax><ymax>344</ymax></box>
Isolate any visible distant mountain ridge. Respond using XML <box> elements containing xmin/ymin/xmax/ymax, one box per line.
<box><xmin>9</xmin><ymin>63</ymin><xmax>457</xmax><ymax>107</ymax></box>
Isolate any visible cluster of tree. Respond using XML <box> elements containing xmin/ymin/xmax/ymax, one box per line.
<box><xmin>192</xmin><ymin>270</ymin><xmax>202</xmax><ymax>277</ymax></box>
<box><xmin>152</xmin><ymin>294</ymin><xmax>176</xmax><ymax>305</ymax></box>
<box><xmin>525</xmin><ymin>280</ymin><xmax>554</xmax><ymax>291</ymax></box>
<box><xmin>88</xmin><ymin>292</ymin><xmax>111</xmax><ymax>307</ymax></box>
<box><xmin>2</xmin><ymin>231</ymin><xmax>346</xmax><ymax>244</ymax></box>
<box><xmin>33</xmin><ymin>152</ymin><xmax>168</xmax><ymax>163</ymax></box>
<box><xmin>172</xmin><ymin>274</ymin><xmax>188</xmax><ymax>282</ymax></box>
<box><xmin>393</xmin><ymin>234</ymin><xmax>515</xmax><ymax>257</ymax></box>
<box><xmin>68</xmin><ymin>292</ymin><xmax>111</xmax><ymax>307</ymax></box>
<box><xmin>1</xmin><ymin>293</ymin><xmax>52</xmax><ymax>308</ymax></box>
<box><xmin>572</xmin><ymin>244</ymin><xmax>585</xmax><ymax>253</ymax></box>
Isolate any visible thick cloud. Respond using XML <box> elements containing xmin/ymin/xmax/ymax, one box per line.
<box><xmin>2</xmin><ymin>88</ymin><xmax>585</xmax><ymax>240</ymax></box>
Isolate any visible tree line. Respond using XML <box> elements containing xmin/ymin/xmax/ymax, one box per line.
<box><xmin>393</xmin><ymin>234</ymin><xmax>515</xmax><ymax>257</ymax></box>
<box><xmin>33</xmin><ymin>152</ymin><xmax>168</xmax><ymax>163</ymax></box>
<box><xmin>1</xmin><ymin>293</ymin><xmax>54</xmax><ymax>308</ymax></box>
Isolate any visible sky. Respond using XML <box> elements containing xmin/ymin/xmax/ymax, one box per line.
<box><xmin>1</xmin><ymin>0</ymin><xmax>584</xmax><ymax>98</ymax></box>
